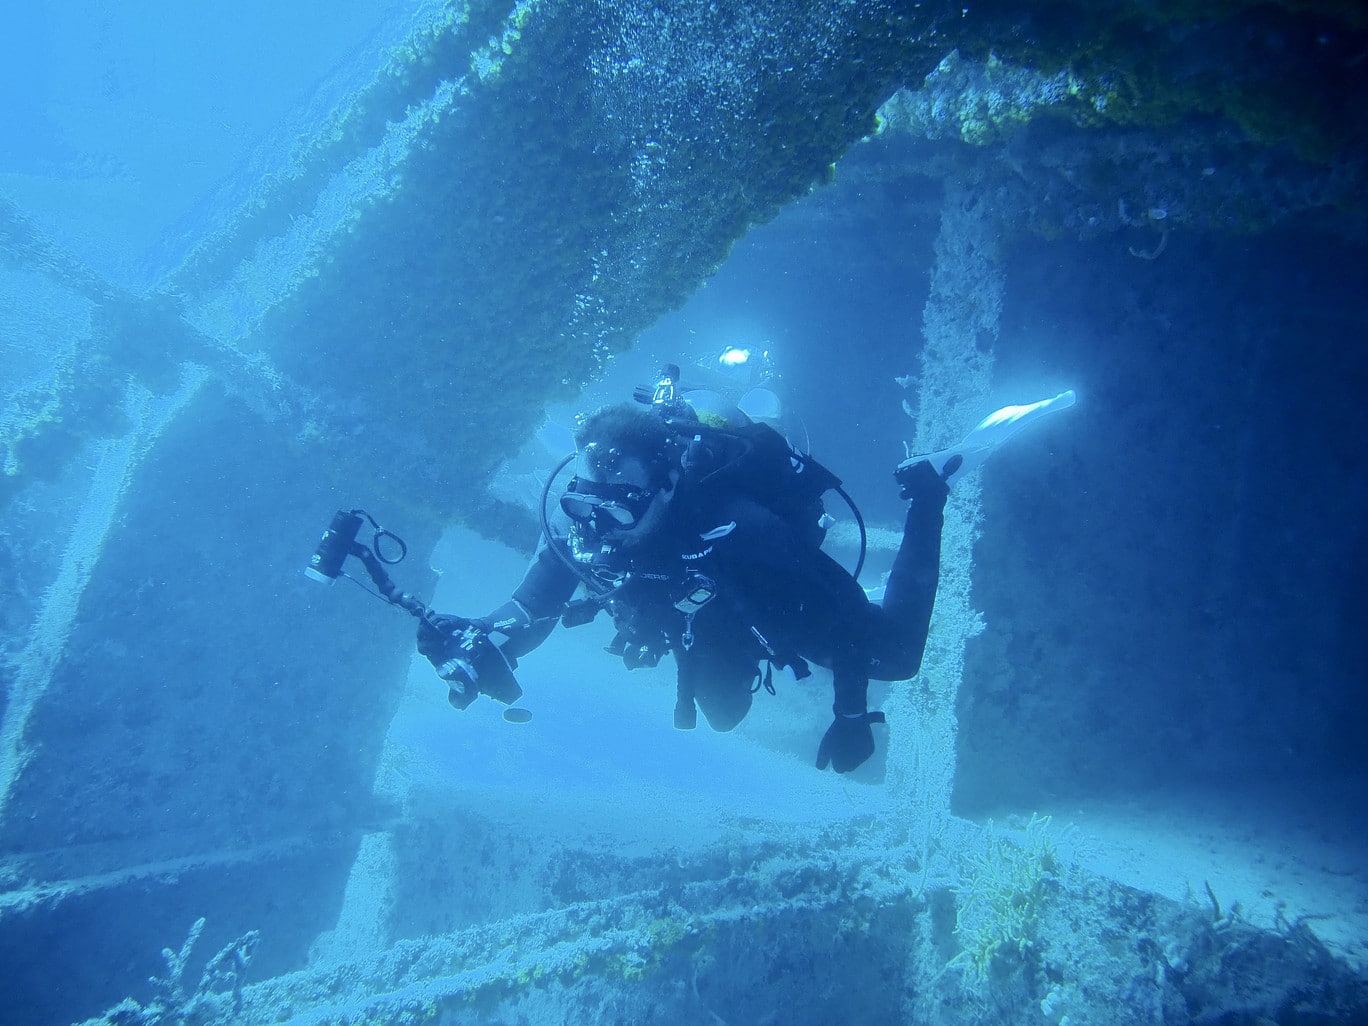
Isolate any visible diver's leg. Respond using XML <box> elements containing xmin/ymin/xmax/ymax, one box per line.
<box><xmin>873</xmin><ymin>460</ymin><xmax>948</xmax><ymax>679</ymax></box>
<box><xmin>677</xmin><ymin>646</ymin><xmax>756</xmax><ymax>732</ymax></box>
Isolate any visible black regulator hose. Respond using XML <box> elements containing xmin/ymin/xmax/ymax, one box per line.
<box><xmin>540</xmin><ymin>451</ymin><xmax>595</xmax><ymax>583</ymax></box>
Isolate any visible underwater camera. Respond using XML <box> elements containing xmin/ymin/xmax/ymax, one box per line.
<box><xmin>304</xmin><ymin>508</ymin><xmax>523</xmax><ymax>712</ymax></box>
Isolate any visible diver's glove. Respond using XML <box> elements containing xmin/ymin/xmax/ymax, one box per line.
<box><xmin>815</xmin><ymin>711</ymin><xmax>886</xmax><ymax>773</ymax></box>
<box><xmin>417</xmin><ymin>613</ymin><xmax>473</xmax><ymax>660</ymax></box>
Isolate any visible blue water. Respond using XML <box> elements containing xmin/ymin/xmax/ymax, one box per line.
<box><xmin>3</xmin><ymin>2</ymin><xmax>1368</xmax><ymax>1024</ymax></box>
<box><xmin>2</xmin><ymin>0</ymin><xmax>408</xmax><ymax>288</ymax></box>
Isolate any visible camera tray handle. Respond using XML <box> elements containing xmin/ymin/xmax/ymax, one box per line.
<box><xmin>347</xmin><ymin>539</ymin><xmax>431</xmax><ymax>623</ymax></box>
<box><xmin>307</xmin><ymin>507</ymin><xmax>529</xmax><ymax>717</ymax></box>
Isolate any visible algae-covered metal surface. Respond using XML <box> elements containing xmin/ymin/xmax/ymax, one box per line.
<box><xmin>7</xmin><ymin>0</ymin><xmax>1364</xmax><ymax>522</ymax></box>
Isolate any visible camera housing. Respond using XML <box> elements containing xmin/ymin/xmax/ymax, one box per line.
<box><xmin>438</xmin><ymin>626</ymin><xmax>523</xmax><ymax>708</ymax></box>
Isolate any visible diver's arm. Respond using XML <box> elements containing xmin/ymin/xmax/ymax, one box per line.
<box><xmin>416</xmin><ymin>535</ymin><xmax>578</xmax><ymax>706</ymax></box>
<box><xmin>831</xmin><ymin>655</ymin><xmax>870</xmax><ymax>717</ymax></box>
<box><xmin>417</xmin><ymin>541</ymin><xmax>568</xmax><ymax>669</ymax></box>
<box><xmin>495</xmin><ymin>536</ymin><xmax>580</xmax><ymax>659</ymax></box>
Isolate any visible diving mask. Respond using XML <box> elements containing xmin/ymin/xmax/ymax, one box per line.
<box><xmin>560</xmin><ymin>477</ymin><xmax>656</xmax><ymax>533</ymax></box>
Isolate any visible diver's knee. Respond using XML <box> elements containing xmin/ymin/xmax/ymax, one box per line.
<box><xmin>696</xmin><ymin>689</ymin><xmax>752</xmax><ymax>732</ymax></box>
<box><xmin>870</xmin><ymin>650</ymin><xmax>925</xmax><ymax>682</ymax></box>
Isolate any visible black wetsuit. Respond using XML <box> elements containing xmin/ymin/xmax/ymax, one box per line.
<box><xmin>494</xmin><ymin>467</ymin><xmax>948</xmax><ymax>732</ymax></box>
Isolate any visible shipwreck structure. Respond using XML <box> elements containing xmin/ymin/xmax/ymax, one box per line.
<box><xmin>2</xmin><ymin>0</ymin><xmax>1365</xmax><ymax>1022</ymax></box>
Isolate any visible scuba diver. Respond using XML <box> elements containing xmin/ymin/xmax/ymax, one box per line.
<box><xmin>416</xmin><ymin>365</ymin><xmax>1076</xmax><ymax>774</ymax></box>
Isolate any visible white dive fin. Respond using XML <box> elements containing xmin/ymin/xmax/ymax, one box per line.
<box><xmin>901</xmin><ymin>389</ymin><xmax>1077</xmax><ymax>486</ymax></box>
